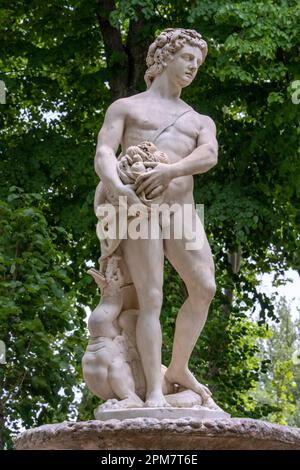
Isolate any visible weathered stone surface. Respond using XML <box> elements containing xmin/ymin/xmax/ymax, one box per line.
<box><xmin>83</xmin><ymin>28</ymin><xmax>219</xmax><ymax>413</ymax></box>
<box><xmin>14</xmin><ymin>418</ymin><xmax>300</xmax><ymax>450</ymax></box>
<box><xmin>94</xmin><ymin>406</ymin><xmax>229</xmax><ymax>421</ymax></box>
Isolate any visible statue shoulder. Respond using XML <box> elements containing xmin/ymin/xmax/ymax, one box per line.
<box><xmin>194</xmin><ymin>112</ymin><xmax>217</xmax><ymax>134</ymax></box>
<box><xmin>105</xmin><ymin>97</ymin><xmax>131</xmax><ymax>118</ymax></box>
<box><xmin>105</xmin><ymin>94</ymin><xmax>144</xmax><ymax>121</ymax></box>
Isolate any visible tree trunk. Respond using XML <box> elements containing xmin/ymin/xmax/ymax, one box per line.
<box><xmin>96</xmin><ymin>1</ymin><xmax>153</xmax><ymax>100</ymax></box>
<box><xmin>96</xmin><ymin>0</ymin><xmax>128</xmax><ymax>100</ymax></box>
<box><xmin>125</xmin><ymin>10</ymin><xmax>149</xmax><ymax>96</ymax></box>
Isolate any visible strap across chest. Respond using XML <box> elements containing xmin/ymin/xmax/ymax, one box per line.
<box><xmin>152</xmin><ymin>107</ymin><xmax>193</xmax><ymax>144</ymax></box>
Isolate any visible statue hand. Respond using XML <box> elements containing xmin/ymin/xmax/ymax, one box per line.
<box><xmin>117</xmin><ymin>183</ymin><xmax>147</xmax><ymax>209</ymax></box>
<box><xmin>135</xmin><ymin>163</ymin><xmax>174</xmax><ymax>198</ymax></box>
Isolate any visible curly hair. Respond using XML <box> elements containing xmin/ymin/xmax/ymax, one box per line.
<box><xmin>144</xmin><ymin>28</ymin><xmax>208</xmax><ymax>88</ymax></box>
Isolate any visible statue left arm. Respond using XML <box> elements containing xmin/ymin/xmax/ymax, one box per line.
<box><xmin>135</xmin><ymin>116</ymin><xmax>218</xmax><ymax>198</ymax></box>
<box><xmin>170</xmin><ymin>115</ymin><xmax>218</xmax><ymax>178</ymax></box>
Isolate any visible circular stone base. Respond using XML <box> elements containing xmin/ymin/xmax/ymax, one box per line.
<box><xmin>15</xmin><ymin>418</ymin><xmax>300</xmax><ymax>450</ymax></box>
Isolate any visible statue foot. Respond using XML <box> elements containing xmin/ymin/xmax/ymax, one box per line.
<box><xmin>145</xmin><ymin>391</ymin><xmax>171</xmax><ymax>408</ymax></box>
<box><xmin>116</xmin><ymin>396</ymin><xmax>144</xmax><ymax>409</ymax></box>
<box><xmin>97</xmin><ymin>395</ymin><xmax>144</xmax><ymax>411</ymax></box>
<box><xmin>165</xmin><ymin>367</ymin><xmax>211</xmax><ymax>402</ymax></box>
<box><xmin>201</xmin><ymin>396</ymin><xmax>224</xmax><ymax>411</ymax></box>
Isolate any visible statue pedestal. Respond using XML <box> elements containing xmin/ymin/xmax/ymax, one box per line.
<box><xmin>94</xmin><ymin>407</ymin><xmax>229</xmax><ymax>421</ymax></box>
<box><xmin>15</xmin><ymin>417</ymin><xmax>300</xmax><ymax>450</ymax></box>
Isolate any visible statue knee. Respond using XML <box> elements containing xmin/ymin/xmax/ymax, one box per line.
<box><xmin>188</xmin><ymin>269</ymin><xmax>216</xmax><ymax>303</ymax></box>
<box><xmin>204</xmin><ymin>277</ymin><xmax>217</xmax><ymax>301</ymax></box>
<box><xmin>138</xmin><ymin>286</ymin><xmax>163</xmax><ymax>310</ymax></box>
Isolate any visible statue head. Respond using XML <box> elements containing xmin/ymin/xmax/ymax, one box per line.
<box><xmin>144</xmin><ymin>28</ymin><xmax>208</xmax><ymax>88</ymax></box>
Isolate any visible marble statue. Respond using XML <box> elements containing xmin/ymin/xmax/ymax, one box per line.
<box><xmin>82</xmin><ymin>28</ymin><xmax>225</xmax><ymax>416</ymax></box>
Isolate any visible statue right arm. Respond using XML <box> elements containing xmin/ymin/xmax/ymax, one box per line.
<box><xmin>95</xmin><ymin>100</ymin><xmax>143</xmax><ymax>206</ymax></box>
<box><xmin>94</xmin><ymin>100</ymin><xmax>126</xmax><ymax>194</ymax></box>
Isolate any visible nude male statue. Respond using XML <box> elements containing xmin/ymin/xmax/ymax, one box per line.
<box><xmin>94</xmin><ymin>28</ymin><xmax>218</xmax><ymax>407</ymax></box>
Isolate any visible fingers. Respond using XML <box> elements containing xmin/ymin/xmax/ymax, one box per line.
<box><xmin>136</xmin><ymin>171</ymin><xmax>151</xmax><ymax>186</ymax></box>
<box><xmin>147</xmin><ymin>185</ymin><xmax>164</xmax><ymax>199</ymax></box>
<box><xmin>144</xmin><ymin>161</ymin><xmax>158</xmax><ymax>168</ymax></box>
<box><xmin>144</xmin><ymin>181</ymin><xmax>159</xmax><ymax>197</ymax></box>
<box><xmin>136</xmin><ymin>177</ymin><xmax>155</xmax><ymax>195</ymax></box>
<box><xmin>123</xmin><ymin>186</ymin><xmax>144</xmax><ymax>206</ymax></box>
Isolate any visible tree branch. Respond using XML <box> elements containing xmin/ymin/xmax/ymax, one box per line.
<box><xmin>96</xmin><ymin>0</ymin><xmax>129</xmax><ymax>99</ymax></box>
<box><xmin>125</xmin><ymin>8</ymin><xmax>148</xmax><ymax>95</ymax></box>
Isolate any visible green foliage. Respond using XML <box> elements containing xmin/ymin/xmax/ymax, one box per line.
<box><xmin>252</xmin><ymin>298</ymin><xmax>300</xmax><ymax>425</ymax></box>
<box><xmin>0</xmin><ymin>188</ymin><xmax>86</xmax><ymax>448</ymax></box>
<box><xmin>161</xmin><ymin>260</ymin><xmax>187</xmax><ymax>365</ymax></box>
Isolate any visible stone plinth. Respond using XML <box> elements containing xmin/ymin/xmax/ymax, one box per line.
<box><xmin>15</xmin><ymin>418</ymin><xmax>300</xmax><ymax>450</ymax></box>
<box><xmin>94</xmin><ymin>406</ymin><xmax>230</xmax><ymax>421</ymax></box>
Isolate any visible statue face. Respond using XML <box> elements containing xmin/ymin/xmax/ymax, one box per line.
<box><xmin>164</xmin><ymin>44</ymin><xmax>203</xmax><ymax>88</ymax></box>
